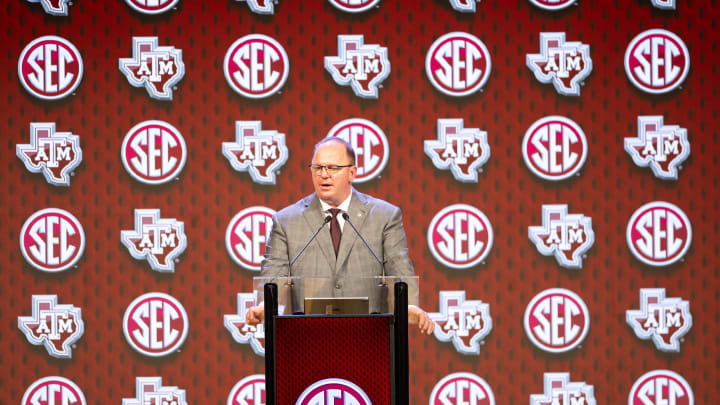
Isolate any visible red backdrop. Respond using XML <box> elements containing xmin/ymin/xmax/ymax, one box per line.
<box><xmin>2</xmin><ymin>0</ymin><xmax>718</xmax><ymax>403</ymax></box>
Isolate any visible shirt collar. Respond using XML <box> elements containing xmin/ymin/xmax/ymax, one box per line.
<box><xmin>319</xmin><ymin>192</ymin><xmax>352</xmax><ymax>214</ymax></box>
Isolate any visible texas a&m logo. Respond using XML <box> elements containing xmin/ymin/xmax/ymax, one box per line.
<box><xmin>651</xmin><ymin>0</ymin><xmax>676</xmax><ymax>9</ymax></box>
<box><xmin>526</xmin><ymin>32</ymin><xmax>592</xmax><ymax>96</ymax></box>
<box><xmin>27</xmin><ymin>0</ymin><xmax>72</xmax><ymax>15</ymax></box>
<box><xmin>327</xmin><ymin>0</ymin><xmax>380</xmax><ymax>13</ymax></box>
<box><xmin>18</xmin><ymin>36</ymin><xmax>83</xmax><ymax>100</ymax></box>
<box><xmin>20</xmin><ymin>208</ymin><xmax>85</xmax><ymax>273</ymax></box>
<box><xmin>121</xmin><ymin>120</ymin><xmax>187</xmax><ymax>185</ymax></box>
<box><xmin>295</xmin><ymin>379</ymin><xmax>372</xmax><ymax>405</ymax></box>
<box><xmin>530</xmin><ymin>373</ymin><xmax>596</xmax><ymax>405</ymax></box>
<box><xmin>224</xmin><ymin>34</ymin><xmax>289</xmax><ymax>99</ymax></box>
<box><xmin>123</xmin><ymin>292</ymin><xmax>189</xmax><ymax>357</ymax></box>
<box><xmin>124</xmin><ymin>0</ymin><xmax>179</xmax><ymax>14</ymax></box>
<box><xmin>427</xmin><ymin>204</ymin><xmax>494</xmax><ymax>269</ymax></box>
<box><xmin>625</xmin><ymin>116</ymin><xmax>689</xmax><ymax>181</ymax></box>
<box><xmin>428</xmin><ymin>291</ymin><xmax>492</xmax><ymax>355</ymax></box>
<box><xmin>228</xmin><ymin>375</ymin><xmax>266</xmax><ymax>405</ymax></box>
<box><xmin>528</xmin><ymin>0</ymin><xmax>575</xmax><ymax>10</ymax></box>
<box><xmin>119</xmin><ymin>37</ymin><xmax>185</xmax><ymax>100</ymax></box>
<box><xmin>429</xmin><ymin>372</ymin><xmax>495</xmax><ymax>405</ymax></box>
<box><xmin>327</xmin><ymin>118</ymin><xmax>389</xmax><ymax>183</ymax></box>
<box><xmin>523</xmin><ymin>116</ymin><xmax>587</xmax><ymax>181</ymax></box>
<box><xmin>449</xmin><ymin>0</ymin><xmax>481</xmax><ymax>12</ymax></box>
<box><xmin>238</xmin><ymin>0</ymin><xmax>278</xmax><ymax>14</ymax></box>
<box><xmin>223</xmin><ymin>121</ymin><xmax>289</xmax><ymax>185</ymax></box>
<box><xmin>424</xmin><ymin>118</ymin><xmax>490</xmax><ymax>183</ymax></box>
<box><xmin>625</xmin><ymin>29</ymin><xmax>689</xmax><ymax>94</ymax></box>
<box><xmin>22</xmin><ymin>377</ymin><xmax>86</xmax><ymax>405</ymax></box>
<box><xmin>325</xmin><ymin>35</ymin><xmax>390</xmax><ymax>99</ymax></box>
<box><xmin>226</xmin><ymin>207</ymin><xmax>275</xmax><ymax>271</ymax></box>
<box><xmin>528</xmin><ymin>205</ymin><xmax>593</xmax><ymax>268</ymax></box>
<box><xmin>225</xmin><ymin>293</ymin><xmax>269</xmax><ymax>356</ymax></box>
<box><xmin>628</xmin><ymin>370</ymin><xmax>694</xmax><ymax>405</ymax></box>
<box><xmin>17</xmin><ymin>122</ymin><xmax>82</xmax><ymax>186</ymax></box>
<box><xmin>121</xmin><ymin>209</ymin><xmax>187</xmax><ymax>273</ymax></box>
<box><xmin>123</xmin><ymin>377</ymin><xmax>187</xmax><ymax>405</ymax></box>
<box><xmin>425</xmin><ymin>32</ymin><xmax>491</xmax><ymax>97</ymax></box>
<box><xmin>18</xmin><ymin>295</ymin><xmax>84</xmax><ymax>359</ymax></box>
<box><xmin>524</xmin><ymin>288</ymin><xmax>590</xmax><ymax>353</ymax></box>
<box><xmin>626</xmin><ymin>288</ymin><xmax>692</xmax><ymax>352</ymax></box>
<box><xmin>626</xmin><ymin>201</ymin><xmax>692</xmax><ymax>267</ymax></box>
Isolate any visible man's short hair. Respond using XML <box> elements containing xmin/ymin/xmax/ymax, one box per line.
<box><xmin>313</xmin><ymin>137</ymin><xmax>356</xmax><ymax>165</ymax></box>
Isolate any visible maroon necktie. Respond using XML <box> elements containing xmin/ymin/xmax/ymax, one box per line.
<box><xmin>328</xmin><ymin>208</ymin><xmax>342</xmax><ymax>257</ymax></box>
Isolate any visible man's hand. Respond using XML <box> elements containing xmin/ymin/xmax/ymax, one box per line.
<box><xmin>245</xmin><ymin>306</ymin><xmax>264</xmax><ymax>326</ymax></box>
<box><xmin>408</xmin><ymin>305</ymin><xmax>435</xmax><ymax>335</ymax></box>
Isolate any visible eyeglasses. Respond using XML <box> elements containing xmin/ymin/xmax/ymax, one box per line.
<box><xmin>309</xmin><ymin>164</ymin><xmax>354</xmax><ymax>175</ymax></box>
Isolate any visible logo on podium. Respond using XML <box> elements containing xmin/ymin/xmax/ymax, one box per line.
<box><xmin>295</xmin><ymin>378</ymin><xmax>372</xmax><ymax>405</ymax></box>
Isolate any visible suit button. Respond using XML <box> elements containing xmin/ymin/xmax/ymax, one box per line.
<box><xmin>335</xmin><ymin>284</ymin><xmax>341</xmax><ymax>289</ymax></box>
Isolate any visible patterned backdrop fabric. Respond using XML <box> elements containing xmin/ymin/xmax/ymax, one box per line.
<box><xmin>1</xmin><ymin>0</ymin><xmax>719</xmax><ymax>403</ymax></box>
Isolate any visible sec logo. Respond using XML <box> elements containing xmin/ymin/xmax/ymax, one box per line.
<box><xmin>625</xmin><ymin>29</ymin><xmax>689</xmax><ymax>94</ymax></box>
<box><xmin>124</xmin><ymin>0</ymin><xmax>179</xmax><ymax>14</ymax></box>
<box><xmin>121</xmin><ymin>120</ymin><xmax>187</xmax><ymax>185</ymax></box>
<box><xmin>22</xmin><ymin>376</ymin><xmax>86</xmax><ymax>405</ymax></box>
<box><xmin>425</xmin><ymin>32</ymin><xmax>491</xmax><ymax>97</ymax></box>
<box><xmin>227</xmin><ymin>374</ymin><xmax>266</xmax><ymax>405</ymax></box>
<box><xmin>295</xmin><ymin>378</ymin><xmax>371</xmax><ymax>405</ymax></box>
<box><xmin>123</xmin><ymin>292</ymin><xmax>189</xmax><ymax>357</ymax></box>
<box><xmin>528</xmin><ymin>0</ymin><xmax>576</xmax><ymax>10</ymax></box>
<box><xmin>429</xmin><ymin>372</ymin><xmax>495</xmax><ymax>405</ymax></box>
<box><xmin>626</xmin><ymin>201</ymin><xmax>691</xmax><ymax>267</ymax></box>
<box><xmin>523</xmin><ymin>116</ymin><xmax>587</xmax><ymax>181</ymax></box>
<box><xmin>328</xmin><ymin>0</ymin><xmax>380</xmax><ymax>13</ymax></box>
<box><xmin>427</xmin><ymin>204</ymin><xmax>493</xmax><ymax>269</ymax></box>
<box><xmin>628</xmin><ymin>370</ymin><xmax>694</xmax><ymax>405</ymax></box>
<box><xmin>20</xmin><ymin>208</ymin><xmax>85</xmax><ymax>273</ymax></box>
<box><xmin>18</xmin><ymin>36</ymin><xmax>83</xmax><ymax>100</ymax></box>
<box><xmin>327</xmin><ymin>119</ymin><xmax>389</xmax><ymax>183</ymax></box>
<box><xmin>224</xmin><ymin>34</ymin><xmax>289</xmax><ymax>99</ymax></box>
<box><xmin>523</xmin><ymin>288</ymin><xmax>590</xmax><ymax>353</ymax></box>
<box><xmin>226</xmin><ymin>207</ymin><xmax>275</xmax><ymax>271</ymax></box>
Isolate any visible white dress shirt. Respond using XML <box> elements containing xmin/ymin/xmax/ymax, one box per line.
<box><xmin>319</xmin><ymin>193</ymin><xmax>352</xmax><ymax>232</ymax></box>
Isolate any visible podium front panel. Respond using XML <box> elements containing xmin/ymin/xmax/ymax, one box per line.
<box><xmin>275</xmin><ymin>315</ymin><xmax>392</xmax><ymax>405</ymax></box>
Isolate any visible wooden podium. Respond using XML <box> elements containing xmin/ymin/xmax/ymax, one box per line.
<box><xmin>262</xmin><ymin>280</ymin><xmax>409</xmax><ymax>405</ymax></box>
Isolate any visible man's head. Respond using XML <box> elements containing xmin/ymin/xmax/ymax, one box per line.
<box><xmin>311</xmin><ymin>138</ymin><xmax>357</xmax><ymax>207</ymax></box>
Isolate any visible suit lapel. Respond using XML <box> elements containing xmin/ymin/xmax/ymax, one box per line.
<box><xmin>335</xmin><ymin>189</ymin><xmax>370</xmax><ymax>274</ymax></box>
<box><xmin>301</xmin><ymin>194</ymin><xmax>336</xmax><ymax>271</ymax></box>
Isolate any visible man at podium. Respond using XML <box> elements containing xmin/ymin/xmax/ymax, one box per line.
<box><xmin>246</xmin><ymin>137</ymin><xmax>434</xmax><ymax>334</ymax></box>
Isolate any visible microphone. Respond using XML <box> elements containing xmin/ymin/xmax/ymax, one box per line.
<box><xmin>342</xmin><ymin>213</ymin><xmax>386</xmax><ymax>280</ymax></box>
<box><xmin>288</xmin><ymin>215</ymin><xmax>332</xmax><ymax>273</ymax></box>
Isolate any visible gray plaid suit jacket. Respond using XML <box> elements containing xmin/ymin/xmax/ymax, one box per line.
<box><xmin>260</xmin><ymin>189</ymin><xmax>415</xmax><ymax>312</ymax></box>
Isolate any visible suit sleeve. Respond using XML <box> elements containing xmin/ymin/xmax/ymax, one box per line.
<box><xmin>382</xmin><ymin>206</ymin><xmax>415</xmax><ymax>278</ymax></box>
<box><xmin>260</xmin><ymin>214</ymin><xmax>290</xmax><ymax>279</ymax></box>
